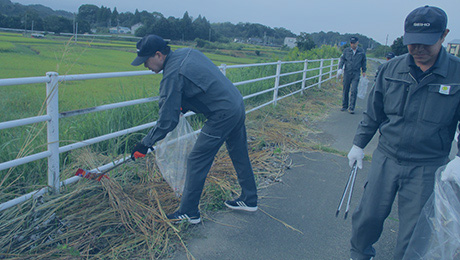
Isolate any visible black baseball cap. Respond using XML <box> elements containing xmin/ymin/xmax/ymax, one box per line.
<box><xmin>131</xmin><ymin>34</ymin><xmax>167</xmax><ymax>66</ymax></box>
<box><xmin>403</xmin><ymin>5</ymin><xmax>447</xmax><ymax>45</ymax></box>
<box><xmin>350</xmin><ymin>37</ymin><xmax>358</xmax><ymax>43</ymax></box>
<box><xmin>385</xmin><ymin>52</ymin><xmax>396</xmax><ymax>59</ymax></box>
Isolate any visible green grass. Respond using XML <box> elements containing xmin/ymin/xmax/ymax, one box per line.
<box><xmin>0</xmin><ymin>31</ymin><xmax>341</xmax><ymax>195</ymax></box>
<box><xmin>0</xmin><ymin>32</ymin><xmax>294</xmax><ymax>191</ymax></box>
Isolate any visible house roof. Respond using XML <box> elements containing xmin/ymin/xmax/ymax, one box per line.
<box><xmin>448</xmin><ymin>39</ymin><xmax>460</xmax><ymax>45</ymax></box>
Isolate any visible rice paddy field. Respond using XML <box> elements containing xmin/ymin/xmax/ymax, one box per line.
<box><xmin>0</xmin><ymin>31</ymin><xmax>342</xmax><ymax>259</ymax></box>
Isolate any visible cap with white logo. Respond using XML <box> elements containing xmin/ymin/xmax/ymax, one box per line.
<box><xmin>131</xmin><ymin>34</ymin><xmax>167</xmax><ymax>66</ymax></box>
<box><xmin>403</xmin><ymin>5</ymin><xmax>447</xmax><ymax>45</ymax></box>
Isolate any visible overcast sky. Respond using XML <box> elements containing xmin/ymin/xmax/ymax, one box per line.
<box><xmin>12</xmin><ymin>0</ymin><xmax>460</xmax><ymax>46</ymax></box>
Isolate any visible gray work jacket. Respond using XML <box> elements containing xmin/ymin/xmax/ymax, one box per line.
<box><xmin>142</xmin><ymin>48</ymin><xmax>243</xmax><ymax>147</ymax></box>
<box><xmin>338</xmin><ymin>46</ymin><xmax>367</xmax><ymax>74</ymax></box>
<box><xmin>354</xmin><ymin>47</ymin><xmax>460</xmax><ymax>165</ymax></box>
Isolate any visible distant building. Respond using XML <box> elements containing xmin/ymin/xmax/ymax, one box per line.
<box><xmin>109</xmin><ymin>26</ymin><xmax>131</xmax><ymax>34</ymax></box>
<box><xmin>131</xmin><ymin>23</ymin><xmax>143</xmax><ymax>35</ymax></box>
<box><xmin>248</xmin><ymin>37</ymin><xmax>263</xmax><ymax>45</ymax></box>
<box><xmin>447</xmin><ymin>39</ymin><xmax>460</xmax><ymax>56</ymax></box>
<box><xmin>284</xmin><ymin>37</ymin><xmax>297</xmax><ymax>48</ymax></box>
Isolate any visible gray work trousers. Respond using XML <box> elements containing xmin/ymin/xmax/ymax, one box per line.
<box><xmin>342</xmin><ymin>71</ymin><xmax>360</xmax><ymax>110</ymax></box>
<box><xmin>350</xmin><ymin>148</ymin><xmax>441</xmax><ymax>260</ymax></box>
<box><xmin>179</xmin><ymin>103</ymin><xmax>257</xmax><ymax>215</ymax></box>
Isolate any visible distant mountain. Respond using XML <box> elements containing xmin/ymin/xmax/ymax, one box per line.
<box><xmin>0</xmin><ymin>0</ymin><xmax>73</xmax><ymax>19</ymax></box>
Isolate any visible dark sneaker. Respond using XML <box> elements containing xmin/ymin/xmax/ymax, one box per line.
<box><xmin>224</xmin><ymin>199</ymin><xmax>258</xmax><ymax>212</ymax></box>
<box><xmin>167</xmin><ymin>211</ymin><xmax>201</xmax><ymax>224</ymax></box>
<box><xmin>341</xmin><ymin>108</ymin><xmax>347</xmax><ymax>111</ymax></box>
<box><xmin>348</xmin><ymin>109</ymin><xmax>355</xmax><ymax>114</ymax></box>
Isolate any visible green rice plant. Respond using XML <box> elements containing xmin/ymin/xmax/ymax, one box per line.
<box><xmin>0</xmin><ymin>41</ymin><xmax>15</xmax><ymax>52</ymax></box>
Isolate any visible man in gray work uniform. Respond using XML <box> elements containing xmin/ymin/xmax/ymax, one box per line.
<box><xmin>338</xmin><ymin>36</ymin><xmax>367</xmax><ymax>114</ymax></box>
<box><xmin>347</xmin><ymin>6</ymin><xmax>460</xmax><ymax>260</ymax></box>
<box><xmin>130</xmin><ymin>34</ymin><xmax>258</xmax><ymax>224</ymax></box>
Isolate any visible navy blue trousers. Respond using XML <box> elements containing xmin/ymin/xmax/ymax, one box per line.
<box><xmin>179</xmin><ymin>103</ymin><xmax>257</xmax><ymax>214</ymax></box>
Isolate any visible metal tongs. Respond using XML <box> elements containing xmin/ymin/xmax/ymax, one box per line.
<box><xmin>75</xmin><ymin>159</ymin><xmax>129</xmax><ymax>181</ymax></box>
<box><xmin>336</xmin><ymin>161</ymin><xmax>358</xmax><ymax>219</ymax></box>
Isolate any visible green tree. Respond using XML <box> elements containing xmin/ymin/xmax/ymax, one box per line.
<box><xmin>77</xmin><ymin>4</ymin><xmax>99</xmax><ymax>26</ymax></box>
<box><xmin>296</xmin><ymin>32</ymin><xmax>316</xmax><ymax>51</ymax></box>
<box><xmin>391</xmin><ymin>36</ymin><xmax>408</xmax><ymax>56</ymax></box>
<box><xmin>193</xmin><ymin>15</ymin><xmax>212</xmax><ymax>41</ymax></box>
<box><xmin>43</xmin><ymin>15</ymin><xmax>73</xmax><ymax>33</ymax></box>
<box><xmin>181</xmin><ymin>11</ymin><xmax>194</xmax><ymax>41</ymax></box>
<box><xmin>149</xmin><ymin>17</ymin><xmax>174</xmax><ymax>39</ymax></box>
<box><xmin>111</xmin><ymin>7</ymin><xmax>118</xmax><ymax>27</ymax></box>
<box><xmin>96</xmin><ymin>6</ymin><xmax>111</xmax><ymax>27</ymax></box>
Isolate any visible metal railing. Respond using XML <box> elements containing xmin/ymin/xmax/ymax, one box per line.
<box><xmin>0</xmin><ymin>58</ymin><xmax>339</xmax><ymax>211</ymax></box>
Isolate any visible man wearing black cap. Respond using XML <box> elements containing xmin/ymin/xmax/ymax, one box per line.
<box><xmin>375</xmin><ymin>52</ymin><xmax>396</xmax><ymax>79</ymax></box>
<box><xmin>347</xmin><ymin>5</ymin><xmax>460</xmax><ymax>260</ymax></box>
<box><xmin>385</xmin><ymin>52</ymin><xmax>395</xmax><ymax>61</ymax></box>
<box><xmin>337</xmin><ymin>36</ymin><xmax>367</xmax><ymax>114</ymax></box>
<box><xmin>130</xmin><ymin>35</ymin><xmax>258</xmax><ymax>224</ymax></box>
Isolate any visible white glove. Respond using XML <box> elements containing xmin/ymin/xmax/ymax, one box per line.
<box><xmin>441</xmin><ymin>156</ymin><xmax>460</xmax><ymax>182</ymax></box>
<box><xmin>337</xmin><ymin>69</ymin><xmax>343</xmax><ymax>77</ymax></box>
<box><xmin>347</xmin><ymin>145</ymin><xmax>364</xmax><ymax>169</ymax></box>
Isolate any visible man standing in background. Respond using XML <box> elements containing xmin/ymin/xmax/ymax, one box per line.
<box><xmin>338</xmin><ymin>36</ymin><xmax>367</xmax><ymax>114</ymax></box>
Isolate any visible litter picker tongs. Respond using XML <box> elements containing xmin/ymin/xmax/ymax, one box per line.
<box><xmin>336</xmin><ymin>161</ymin><xmax>358</xmax><ymax>219</ymax></box>
<box><xmin>75</xmin><ymin>158</ymin><xmax>130</xmax><ymax>181</ymax></box>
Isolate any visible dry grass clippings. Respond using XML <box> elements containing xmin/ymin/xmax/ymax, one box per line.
<box><xmin>0</xmin><ymin>81</ymin><xmax>341</xmax><ymax>259</ymax></box>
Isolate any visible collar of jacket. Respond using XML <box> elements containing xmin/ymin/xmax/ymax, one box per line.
<box><xmin>401</xmin><ymin>47</ymin><xmax>449</xmax><ymax>78</ymax></box>
<box><xmin>162</xmin><ymin>50</ymin><xmax>173</xmax><ymax>70</ymax></box>
<box><xmin>349</xmin><ymin>46</ymin><xmax>363</xmax><ymax>53</ymax></box>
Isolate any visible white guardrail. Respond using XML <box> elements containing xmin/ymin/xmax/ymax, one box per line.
<box><xmin>0</xmin><ymin>58</ymin><xmax>339</xmax><ymax>211</ymax></box>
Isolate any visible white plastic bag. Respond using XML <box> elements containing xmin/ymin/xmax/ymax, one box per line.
<box><xmin>155</xmin><ymin>116</ymin><xmax>198</xmax><ymax>197</ymax></box>
<box><xmin>357</xmin><ymin>76</ymin><xmax>369</xmax><ymax>99</ymax></box>
<box><xmin>403</xmin><ymin>165</ymin><xmax>460</xmax><ymax>259</ymax></box>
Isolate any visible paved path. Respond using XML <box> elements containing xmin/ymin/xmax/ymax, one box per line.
<box><xmin>170</xmin><ymin>59</ymin><xmax>458</xmax><ymax>260</ymax></box>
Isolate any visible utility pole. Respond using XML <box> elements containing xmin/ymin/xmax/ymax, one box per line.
<box><xmin>24</xmin><ymin>13</ymin><xmax>27</xmax><ymax>35</ymax></box>
<box><xmin>385</xmin><ymin>34</ymin><xmax>389</xmax><ymax>46</ymax></box>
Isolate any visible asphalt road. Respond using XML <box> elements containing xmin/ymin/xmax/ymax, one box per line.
<box><xmin>169</xmin><ymin>59</ymin><xmax>458</xmax><ymax>260</ymax></box>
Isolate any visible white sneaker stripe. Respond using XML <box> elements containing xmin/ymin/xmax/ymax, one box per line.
<box><xmin>237</xmin><ymin>201</ymin><xmax>247</xmax><ymax>207</ymax></box>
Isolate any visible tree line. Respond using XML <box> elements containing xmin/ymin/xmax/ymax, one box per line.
<box><xmin>0</xmin><ymin>0</ymin><xmax>390</xmax><ymax>50</ymax></box>
<box><xmin>0</xmin><ymin>1</ymin><xmax>296</xmax><ymax>45</ymax></box>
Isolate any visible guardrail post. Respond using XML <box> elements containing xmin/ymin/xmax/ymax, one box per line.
<box><xmin>301</xmin><ymin>59</ymin><xmax>308</xmax><ymax>95</ymax></box>
<box><xmin>329</xmin><ymin>59</ymin><xmax>333</xmax><ymax>79</ymax></box>
<box><xmin>273</xmin><ymin>60</ymin><xmax>281</xmax><ymax>106</ymax></box>
<box><xmin>46</xmin><ymin>72</ymin><xmax>60</xmax><ymax>194</ymax></box>
<box><xmin>220</xmin><ymin>64</ymin><xmax>227</xmax><ymax>76</ymax></box>
<box><xmin>318</xmin><ymin>59</ymin><xmax>324</xmax><ymax>89</ymax></box>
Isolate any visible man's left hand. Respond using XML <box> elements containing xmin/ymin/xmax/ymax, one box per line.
<box><xmin>362</xmin><ymin>72</ymin><xmax>366</xmax><ymax>77</ymax></box>
<box><xmin>441</xmin><ymin>156</ymin><xmax>460</xmax><ymax>182</ymax></box>
<box><xmin>131</xmin><ymin>142</ymin><xmax>152</xmax><ymax>161</ymax></box>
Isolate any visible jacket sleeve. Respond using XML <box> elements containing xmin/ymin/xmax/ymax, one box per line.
<box><xmin>338</xmin><ymin>52</ymin><xmax>345</xmax><ymax>70</ymax></box>
<box><xmin>353</xmin><ymin>65</ymin><xmax>386</xmax><ymax>148</ymax></box>
<box><xmin>141</xmin><ymin>75</ymin><xmax>182</xmax><ymax>147</ymax></box>
<box><xmin>361</xmin><ymin>51</ymin><xmax>367</xmax><ymax>73</ymax></box>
